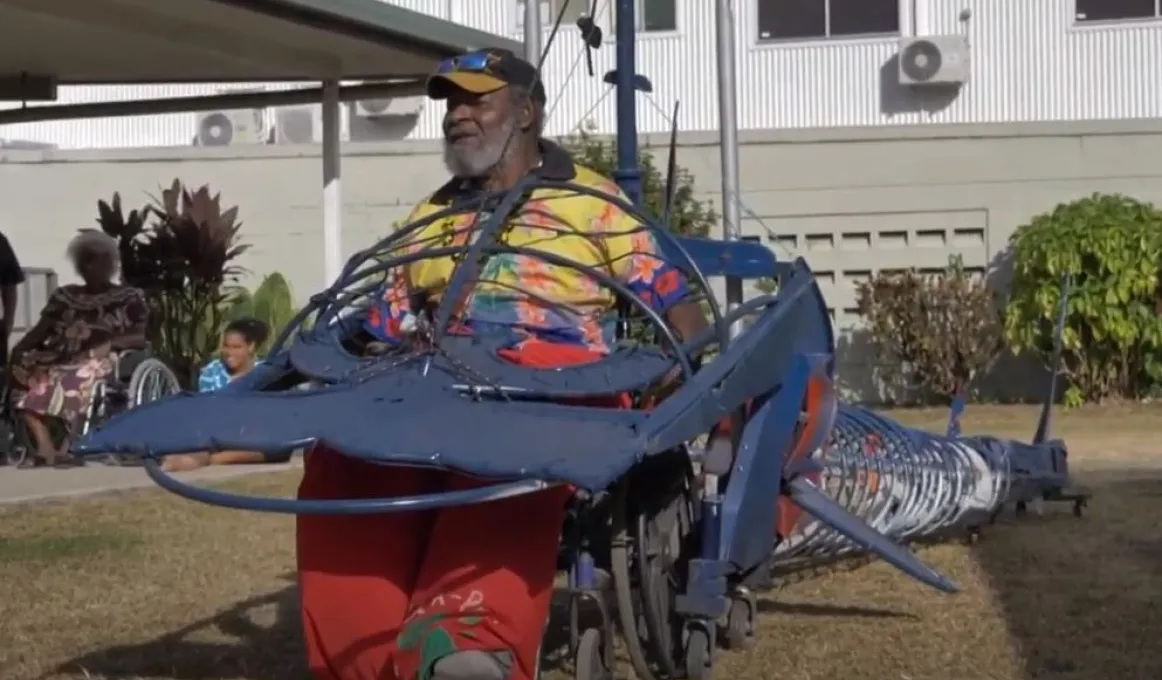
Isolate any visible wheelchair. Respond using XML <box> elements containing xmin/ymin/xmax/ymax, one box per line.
<box><xmin>1</xmin><ymin>348</ymin><xmax>182</xmax><ymax>467</ymax></box>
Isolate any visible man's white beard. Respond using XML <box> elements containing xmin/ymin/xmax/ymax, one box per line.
<box><xmin>443</xmin><ymin>118</ymin><xmax>516</xmax><ymax>178</ymax></box>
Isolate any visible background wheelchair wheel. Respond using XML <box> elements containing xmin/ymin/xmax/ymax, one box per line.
<box><xmin>128</xmin><ymin>358</ymin><xmax>182</xmax><ymax>407</ymax></box>
<box><xmin>574</xmin><ymin>627</ymin><xmax>612</xmax><ymax>680</ymax></box>
<box><xmin>1</xmin><ymin>417</ymin><xmax>31</xmax><ymax>467</ymax></box>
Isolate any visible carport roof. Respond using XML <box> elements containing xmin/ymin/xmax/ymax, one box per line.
<box><xmin>0</xmin><ymin>0</ymin><xmax>523</xmax><ymax>85</ymax></box>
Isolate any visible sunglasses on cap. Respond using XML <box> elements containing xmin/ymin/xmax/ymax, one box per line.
<box><xmin>436</xmin><ymin>51</ymin><xmax>495</xmax><ymax>74</ymax></box>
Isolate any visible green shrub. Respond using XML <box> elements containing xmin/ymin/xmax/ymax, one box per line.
<box><xmin>856</xmin><ymin>256</ymin><xmax>1004</xmax><ymax>404</ymax></box>
<box><xmin>1004</xmin><ymin>193</ymin><xmax>1162</xmax><ymax>404</ymax></box>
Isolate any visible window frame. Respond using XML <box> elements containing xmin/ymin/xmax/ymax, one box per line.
<box><xmin>515</xmin><ymin>0</ymin><xmax>679</xmax><ymax>37</ymax></box>
<box><xmin>1072</xmin><ymin>0</ymin><xmax>1162</xmax><ymax>25</ymax></box>
<box><xmin>753</xmin><ymin>0</ymin><xmax>906</xmax><ymax>46</ymax></box>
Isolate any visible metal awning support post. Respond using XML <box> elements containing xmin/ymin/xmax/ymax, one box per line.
<box><xmin>321</xmin><ymin>78</ymin><xmax>342</xmax><ymax>287</ymax></box>
<box><xmin>523</xmin><ymin>0</ymin><xmax>543</xmax><ymax>61</ymax></box>
<box><xmin>715</xmin><ymin>0</ymin><xmax>744</xmax><ymax>337</ymax></box>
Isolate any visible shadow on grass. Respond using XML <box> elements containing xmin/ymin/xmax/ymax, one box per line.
<box><xmin>55</xmin><ymin>574</ymin><xmax>308</xmax><ymax>680</ymax></box>
<box><xmin>971</xmin><ymin>470</ymin><xmax>1162</xmax><ymax>680</ymax></box>
<box><xmin>55</xmin><ymin>572</ymin><xmax>585</xmax><ymax>680</ymax></box>
<box><xmin>52</xmin><ymin>471</ymin><xmax>1162</xmax><ymax>680</ymax></box>
<box><xmin>756</xmin><ymin>599</ymin><xmax>915</xmax><ymax>619</ymax></box>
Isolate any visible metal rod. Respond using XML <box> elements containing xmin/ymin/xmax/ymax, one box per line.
<box><xmin>716</xmin><ymin>0</ymin><xmax>745</xmax><ymax>335</ymax></box>
<box><xmin>612</xmin><ymin>0</ymin><xmax>643</xmax><ymax>206</ymax></box>
<box><xmin>523</xmin><ymin>0</ymin><xmax>543</xmax><ymax>62</ymax></box>
<box><xmin>321</xmin><ymin>79</ymin><xmax>343</xmax><ymax>288</ymax></box>
<box><xmin>0</xmin><ymin>81</ymin><xmax>425</xmax><ymax>125</ymax></box>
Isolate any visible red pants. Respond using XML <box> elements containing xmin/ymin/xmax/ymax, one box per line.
<box><xmin>297</xmin><ymin>341</ymin><xmax>623</xmax><ymax>680</ymax></box>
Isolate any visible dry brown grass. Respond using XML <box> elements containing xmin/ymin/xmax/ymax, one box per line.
<box><xmin>1</xmin><ymin>404</ymin><xmax>1161</xmax><ymax>680</ymax></box>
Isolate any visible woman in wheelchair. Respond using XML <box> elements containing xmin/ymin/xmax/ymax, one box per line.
<box><xmin>161</xmin><ymin>317</ymin><xmax>290</xmax><ymax>472</ymax></box>
<box><xmin>9</xmin><ymin>230</ymin><xmax>147</xmax><ymax>467</ymax></box>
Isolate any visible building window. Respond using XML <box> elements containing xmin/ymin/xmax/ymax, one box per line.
<box><xmin>757</xmin><ymin>0</ymin><xmax>900</xmax><ymax>41</ymax></box>
<box><xmin>1075</xmin><ymin>0</ymin><xmax>1160</xmax><ymax>22</ymax></box>
<box><xmin>639</xmin><ymin>0</ymin><xmax>678</xmax><ymax>31</ymax></box>
<box><xmin>516</xmin><ymin>0</ymin><xmax>676</xmax><ymax>34</ymax></box>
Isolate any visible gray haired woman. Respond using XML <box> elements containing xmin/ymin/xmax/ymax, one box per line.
<box><xmin>10</xmin><ymin>230</ymin><xmax>148</xmax><ymax>467</ymax></box>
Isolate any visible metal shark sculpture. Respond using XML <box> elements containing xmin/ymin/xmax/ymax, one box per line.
<box><xmin>72</xmin><ymin>1</ymin><xmax>1090</xmax><ymax>678</ymax></box>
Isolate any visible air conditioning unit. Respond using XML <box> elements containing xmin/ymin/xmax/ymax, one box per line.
<box><xmin>273</xmin><ymin>106</ymin><xmax>318</xmax><ymax>144</ymax></box>
<box><xmin>194</xmin><ymin>108</ymin><xmax>267</xmax><ymax>146</ymax></box>
<box><xmin>897</xmin><ymin>35</ymin><xmax>970</xmax><ymax>86</ymax></box>
<box><xmin>354</xmin><ymin>99</ymin><xmax>393</xmax><ymax>118</ymax></box>
<box><xmin>353</xmin><ymin>95</ymin><xmax>425</xmax><ymax>118</ymax></box>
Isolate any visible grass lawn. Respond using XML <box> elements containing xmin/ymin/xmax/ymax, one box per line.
<box><xmin>1</xmin><ymin>403</ymin><xmax>1161</xmax><ymax>680</ymax></box>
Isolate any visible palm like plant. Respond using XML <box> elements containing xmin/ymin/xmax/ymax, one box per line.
<box><xmin>97</xmin><ymin>180</ymin><xmax>250</xmax><ymax>388</ymax></box>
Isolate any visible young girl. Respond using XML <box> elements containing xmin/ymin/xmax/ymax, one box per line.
<box><xmin>162</xmin><ymin>318</ymin><xmax>291</xmax><ymax>472</ymax></box>
<box><xmin>197</xmin><ymin>317</ymin><xmax>268</xmax><ymax>392</ymax></box>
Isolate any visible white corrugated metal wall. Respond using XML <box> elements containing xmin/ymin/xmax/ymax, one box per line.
<box><xmin>1</xmin><ymin>0</ymin><xmax>1159</xmax><ymax>148</ymax></box>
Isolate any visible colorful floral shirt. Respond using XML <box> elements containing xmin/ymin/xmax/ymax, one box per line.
<box><xmin>363</xmin><ymin>142</ymin><xmax>690</xmax><ymax>353</ymax></box>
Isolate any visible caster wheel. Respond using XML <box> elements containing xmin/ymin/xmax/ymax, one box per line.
<box><xmin>684</xmin><ymin>628</ymin><xmax>712</xmax><ymax>680</ymax></box>
<box><xmin>574</xmin><ymin>628</ymin><xmax>610</xmax><ymax>680</ymax></box>
<box><xmin>2</xmin><ymin>423</ymin><xmax>28</xmax><ymax>467</ymax></box>
<box><xmin>724</xmin><ymin>599</ymin><xmax>754</xmax><ymax>651</ymax></box>
<box><xmin>4</xmin><ymin>445</ymin><xmax>28</xmax><ymax>468</ymax></box>
<box><xmin>1073</xmin><ymin>498</ymin><xmax>1086</xmax><ymax>518</ymax></box>
<box><xmin>1015</xmin><ymin>501</ymin><xmax>1027</xmax><ymax>517</ymax></box>
<box><xmin>965</xmin><ymin>528</ymin><xmax>981</xmax><ymax>545</ymax></box>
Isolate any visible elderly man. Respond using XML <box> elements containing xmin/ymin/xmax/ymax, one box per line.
<box><xmin>296</xmin><ymin>48</ymin><xmax>707</xmax><ymax>680</ymax></box>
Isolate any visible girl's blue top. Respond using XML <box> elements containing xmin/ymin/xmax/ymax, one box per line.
<box><xmin>198</xmin><ymin>359</ymin><xmax>264</xmax><ymax>393</ymax></box>
<box><xmin>197</xmin><ymin>359</ymin><xmax>232</xmax><ymax>393</ymax></box>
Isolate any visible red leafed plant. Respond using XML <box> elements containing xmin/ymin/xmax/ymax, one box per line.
<box><xmin>97</xmin><ymin>180</ymin><xmax>249</xmax><ymax>387</ymax></box>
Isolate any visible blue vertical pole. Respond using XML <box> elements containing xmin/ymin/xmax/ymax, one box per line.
<box><xmin>612</xmin><ymin>0</ymin><xmax>642</xmax><ymax>206</ymax></box>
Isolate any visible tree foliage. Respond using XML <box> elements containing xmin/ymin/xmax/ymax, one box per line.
<box><xmin>557</xmin><ymin>122</ymin><xmax>718</xmax><ymax>237</ymax></box>
<box><xmin>856</xmin><ymin>256</ymin><xmax>1004</xmax><ymax>404</ymax></box>
<box><xmin>1004</xmin><ymin>192</ymin><xmax>1162</xmax><ymax>404</ymax></box>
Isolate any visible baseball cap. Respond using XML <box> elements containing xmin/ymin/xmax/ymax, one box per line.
<box><xmin>426</xmin><ymin>48</ymin><xmax>547</xmax><ymax>104</ymax></box>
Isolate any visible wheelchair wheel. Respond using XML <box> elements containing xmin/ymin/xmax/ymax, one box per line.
<box><xmin>574</xmin><ymin>627</ymin><xmax>612</xmax><ymax>680</ymax></box>
<box><xmin>99</xmin><ymin>358</ymin><xmax>181</xmax><ymax>466</ymax></box>
<box><xmin>128</xmin><ymin>358</ymin><xmax>182</xmax><ymax>407</ymax></box>
<box><xmin>0</xmin><ymin>414</ymin><xmax>31</xmax><ymax>467</ymax></box>
<box><xmin>610</xmin><ymin>451</ymin><xmax>698</xmax><ymax>680</ymax></box>
<box><xmin>683</xmin><ymin>628</ymin><xmax>712</xmax><ymax>680</ymax></box>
